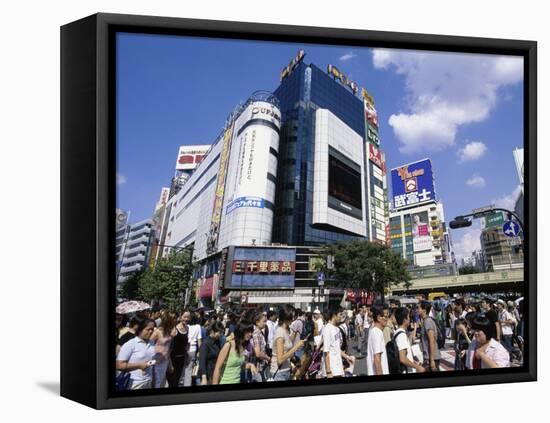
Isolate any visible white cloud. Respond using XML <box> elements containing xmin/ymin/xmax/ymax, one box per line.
<box><xmin>372</xmin><ymin>49</ymin><xmax>523</xmax><ymax>154</ymax></box>
<box><xmin>466</xmin><ymin>174</ymin><xmax>486</xmax><ymax>188</ymax></box>
<box><xmin>117</xmin><ymin>173</ymin><xmax>127</xmax><ymax>185</ymax></box>
<box><xmin>452</xmin><ymin>226</ymin><xmax>482</xmax><ymax>263</ymax></box>
<box><xmin>457</xmin><ymin>141</ymin><xmax>488</xmax><ymax>162</ymax></box>
<box><xmin>493</xmin><ymin>185</ymin><xmax>522</xmax><ymax>210</ymax></box>
<box><xmin>339</xmin><ymin>51</ymin><xmax>357</xmax><ymax>61</ymax></box>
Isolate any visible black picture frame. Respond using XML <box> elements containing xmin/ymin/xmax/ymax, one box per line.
<box><xmin>60</xmin><ymin>12</ymin><xmax>537</xmax><ymax>409</ymax></box>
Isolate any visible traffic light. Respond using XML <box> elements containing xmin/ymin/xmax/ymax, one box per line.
<box><xmin>449</xmin><ymin>216</ymin><xmax>473</xmax><ymax>229</ymax></box>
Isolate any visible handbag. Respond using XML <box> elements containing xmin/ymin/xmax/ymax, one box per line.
<box><xmin>115</xmin><ymin>371</ymin><xmax>132</xmax><ymax>391</ymax></box>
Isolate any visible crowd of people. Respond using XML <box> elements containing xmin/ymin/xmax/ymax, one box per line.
<box><xmin>115</xmin><ymin>295</ymin><xmax>523</xmax><ymax>390</ymax></box>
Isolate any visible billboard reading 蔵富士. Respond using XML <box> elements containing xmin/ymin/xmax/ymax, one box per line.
<box><xmin>391</xmin><ymin>159</ymin><xmax>435</xmax><ymax>210</ymax></box>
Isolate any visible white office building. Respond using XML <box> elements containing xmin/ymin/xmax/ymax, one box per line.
<box><xmin>117</xmin><ymin>218</ymin><xmax>155</xmax><ymax>284</ymax></box>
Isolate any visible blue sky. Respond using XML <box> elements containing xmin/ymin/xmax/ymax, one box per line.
<box><xmin>116</xmin><ymin>33</ymin><xmax>524</xmax><ymax>260</ymax></box>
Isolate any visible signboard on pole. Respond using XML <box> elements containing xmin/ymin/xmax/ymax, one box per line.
<box><xmin>317</xmin><ymin>271</ymin><xmax>325</xmax><ymax>286</ymax></box>
<box><xmin>502</xmin><ymin>220</ymin><xmax>521</xmax><ymax>238</ymax></box>
<box><xmin>481</xmin><ymin>211</ymin><xmax>505</xmax><ymax>229</ymax></box>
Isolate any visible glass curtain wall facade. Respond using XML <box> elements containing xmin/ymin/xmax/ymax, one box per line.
<box><xmin>273</xmin><ymin>62</ymin><xmax>366</xmax><ymax>246</ymax></box>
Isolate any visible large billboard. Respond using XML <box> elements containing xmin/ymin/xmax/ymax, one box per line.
<box><xmin>175</xmin><ymin>145</ymin><xmax>211</xmax><ymax>171</ymax></box>
<box><xmin>312</xmin><ymin>109</ymin><xmax>366</xmax><ymax>237</ymax></box>
<box><xmin>328</xmin><ymin>147</ymin><xmax>363</xmax><ymax>219</ymax></box>
<box><xmin>227</xmin><ymin>247</ymin><xmax>296</xmax><ymax>289</ymax></box>
<box><xmin>223</xmin><ymin>101</ymin><xmax>281</xmax><ymax>215</ymax></box>
<box><xmin>391</xmin><ymin>159</ymin><xmax>435</xmax><ymax>210</ymax></box>
<box><xmin>412</xmin><ymin>212</ymin><xmax>432</xmax><ymax>252</ymax></box>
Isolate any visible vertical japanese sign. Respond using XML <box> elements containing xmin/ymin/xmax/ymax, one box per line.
<box><xmin>207</xmin><ymin>124</ymin><xmax>234</xmax><ymax>250</ymax></box>
<box><xmin>363</xmin><ymin>89</ymin><xmax>379</xmax><ymax>146</ymax></box>
<box><xmin>391</xmin><ymin>159</ymin><xmax>435</xmax><ymax>210</ymax></box>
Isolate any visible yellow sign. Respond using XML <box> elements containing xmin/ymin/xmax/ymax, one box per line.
<box><xmin>210</xmin><ymin>123</ymin><xmax>234</xmax><ymax>231</ymax></box>
<box><xmin>397</xmin><ymin>165</ymin><xmax>425</xmax><ymax>181</ymax></box>
<box><xmin>361</xmin><ymin>88</ymin><xmax>375</xmax><ymax>106</ymax></box>
<box><xmin>327</xmin><ymin>64</ymin><xmax>358</xmax><ymax>94</ymax></box>
<box><xmin>280</xmin><ymin>49</ymin><xmax>306</xmax><ymax>81</ymax></box>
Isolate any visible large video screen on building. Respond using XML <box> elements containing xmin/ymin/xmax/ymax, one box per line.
<box><xmin>328</xmin><ymin>150</ymin><xmax>362</xmax><ymax>212</ymax></box>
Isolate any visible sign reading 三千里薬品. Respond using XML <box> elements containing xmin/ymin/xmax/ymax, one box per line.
<box><xmin>228</xmin><ymin>247</ymin><xmax>296</xmax><ymax>289</ymax></box>
<box><xmin>391</xmin><ymin>159</ymin><xmax>435</xmax><ymax>210</ymax></box>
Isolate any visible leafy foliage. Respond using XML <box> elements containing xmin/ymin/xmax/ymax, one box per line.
<box><xmin>119</xmin><ymin>249</ymin><xmax>196</xmax><ymax>313</ymax></box>
<box><xmin>458</xmin><ymin>264</ymin><xmax>480</xmax><ymax>275</ymax></box>
<box><xmin>320</xmin><ymin>240</ymin><xmax>410</xmax><ymax>292</ymax></box>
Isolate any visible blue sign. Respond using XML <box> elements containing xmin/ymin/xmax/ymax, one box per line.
<box><xmin>502</xmin><ymin>221</ymin><xmax>521</xmax><ymax>238</ymax></box>
<box><xmin>226</xmin><ymin>196</ymin><xmax>265</xmax><ymax>214</ymax></box>
<box><xmin>317</xmin><ymin>272</ymin><xmax>324</xmax><ymax>281</ymax></box>
<box><xmin>391</xmin><ymin>159</ymin><xmax>435</xmax><ymax>209</ymax></box>
<box><xmin>229</xmin><ymin>247</ymin><xmax>296</xmax><ymax>289</ymax></box>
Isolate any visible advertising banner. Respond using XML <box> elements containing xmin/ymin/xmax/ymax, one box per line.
<box><xmin>412</xmin><ymin>212</ymin><xmax>432</xmax><ymax>252</ymax></box>
<box><xmin>175</xmin><ymin>145</ymin><xmax>210</xmax><ymax>171</ymax></box>
<box><xmin>369</xmin><ymin>143</ymin><xmax>385</xmax><ymax>169</ymax></box>
<box><xmin>226</xmin><ymin>196</ymin><xmax>265</xmax><ymax>214</ymax></box>
<box><xmin>391</xmin><ymin>159</ymin><xmax>435</xmax><ymax>210</ymax></box>
<box><xmin>228</xmin><ymin>247</ymin><xmax>296</xmax><ymax>289</ymax></box>
<box><xmin>224</xmin><ymin>101</ymin><xmax>281</xmax><ymax>211</ymax></box>
<box><xmin>208</xmin><ymin>124</ymin><xmax>234</xmax><ymax>244</ymax></box>
<box><xmin>365</xmin><ymin>101</ymin><xmax>379</xmax><ymax>129</ymax></box>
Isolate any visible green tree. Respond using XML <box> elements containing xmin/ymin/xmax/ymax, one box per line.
<box><xmin>138</xmin><ymin>249</ymin><xmax>195</xmax><ymax>313</ymax></box>
<box><xmin>458</xmin><ymin>264</ymin><xmax>479</xmax><ymax>275</ymax></box>
<box><xmin>320</xmin><ymin>240</ymin><xmax>411</xmax><ymax>293</ymax></box>
<box><xmin>118</xmin><ymin>269</ymin><xmax>144</xmax><ymax>301</ymax></box>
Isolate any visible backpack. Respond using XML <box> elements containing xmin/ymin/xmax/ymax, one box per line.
<box><xmin>428</xmin><ymin>316</ymin><xmax>446</xmax><ymax>350</ymax></box>
<box><xmin>386</xmin><ymin>330</ymin><xmax>407</xmax><ymax>374</ymax></box>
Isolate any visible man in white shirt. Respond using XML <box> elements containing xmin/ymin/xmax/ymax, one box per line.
<box><xmin>322</xmin><ymin>309</ymin><xmax>354</xmax><ymax>378</ymax></box>
<box><xmin>366</xmin><ymin>305</ymin><xmax>389</xmax><ymax>375</ymax></box>
<box><xmin>354</xmin><ymin>308</ymin><xmax>365</xmax><ymax>356</ymax></box>
<box><xmin>394</xmin><ymin>307</ymin><xmax>425</xmax><ymax>373</ymax></box>
<box><xmin>497</xmin><ymin>299</ymin><xmax>516</xmax><ymax>359</ymax></box>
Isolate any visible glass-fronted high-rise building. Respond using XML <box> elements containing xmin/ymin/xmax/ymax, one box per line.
<box><xmin>273</xmin><ymin>59</ymin><xmax>387</xmax><ymax>246</ymax></box>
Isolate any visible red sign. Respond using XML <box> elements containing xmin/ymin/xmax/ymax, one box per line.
<box><xmin>365</xmin><ymin>102</ymin><xmax>378</xmax><ymax>128</ymax></box>
<box><xmin>369</xmin><ymin>143</ymin><xmax>384</xmax><ymax>169</ymax></box>
<box><xmin>232</xmin><ymin>260</ymin><xmax>295</xmax><ymax>275</ymax></box>
<box><xmin>178</xmin><ymin>154</ymin><xmax>194</xmax><ymax>164</ymax></box>
<box><xmin>194</xmin><ymin>154</ymin><xmax>205</xmax><ymax>164</ymax></box>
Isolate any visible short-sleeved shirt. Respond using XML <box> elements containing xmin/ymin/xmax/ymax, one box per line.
<box><xmin>394</xmin><ymin>328</ymin><xmax>414</xmax><ymax>373</ymax></box>
<box><xmin>366</xmin><ymin>326</ymin><xmax>389</xmax><ymax>375</ymax></box>
<box><xmin>421</xmin><ymin>317</ymin><xmax>442</xmax><ymax>363</ymax></box>
<box><xmin>355</xmin><ymin>314</ymin><xmax>364</xmax><ymax>329</ymax></box>
<box><xmin>118</xmin><ymin>331</ymin><xmax>136</xmax><ymax>347</ymax></box>
<box><xmin>266</xmin><ymin>320</ymin><xmax>277</xmax><ymax>349</ymax></box>
<box><xmin>252</xmin><ymin>327</ymin><xmax>267</xmax><ymax>371</ymax></box>
<box><xmin>465</xmin><ymin>339</ymin><xmax>510</xmax><ymax>369</ymax></box>
<box><xmin>485</xmin><ymin>309</ymin><xmax>499</xmax><ymax>335</ymax></box>
<box><xmin>499</xmin><ymin>310</ymin><xmax>515</xmax><ymax>336</ymax></box>
<box><xmin>116</xmin><ymin>337</ymin><xmax>155</xmax><ymax>386</ymax></box>
<box><xmin>290</xmin><ymin>319</ymin><xmax>304</xmax><ymax>346</ymax></box>
<box><xmin>322</xmin><ymin>323</ymin><xmax>344</xmax><ymax>377</ymax></box>
<box><xmin>271</xmin><ymin>326</ymin><xmax>293</xmax><ymax>373</ymax></box>
<box><xmin>188</xmin><ymin>324</ymin><xmax>202</xmax><ymax>353</ymax></box>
